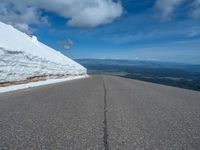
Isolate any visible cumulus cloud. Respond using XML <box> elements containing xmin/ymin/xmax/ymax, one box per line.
<box><xmin>0</xmin><ymin>3</ymin><xmax>40</xmax><ymax>33</ymax></box>
<box><xmin>0</xmin><ymin>0</ymin><xmax>123</xmax><ymax>32</ymax></box>
<box><xmin>14</xmin><ymin>23</ymin><xmax>32</xmax><ymax>34</ymax></box>
<box><xmin>59</xmin><ymin>39</ymin><xmax>74</xmax><ymax>50</ymax></box>
<box><xmin>67</xmin><ymin>0</ymin><xmax>123</xmax><ymax>27</ymax></box>
<box><xmin>155</xmin><ymin>0</ymin><xmax>184</xmax><ymax>19</ymax></box>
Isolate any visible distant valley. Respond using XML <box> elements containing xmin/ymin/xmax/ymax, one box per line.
<box><xmin>76</xmin><ymin>59</ymin><xmax>200</xmax><ymax>91</ymax></box>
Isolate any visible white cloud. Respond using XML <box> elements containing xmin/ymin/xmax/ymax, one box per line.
<box><xmin>0</xmin><ymin>0</ymin><xmax>123</xmax><ymax>32</ymax></box>
<box><xmin>155</xmin><ymin>0</ymin><xmax>184</xmax><ymax>19</ymax></box>
<box><xmin>67</xmin><ymin>0</ymin><xmax>123</xmax><ymax>27</ymax></box>
<box><xmin>155</xmin><ymin>0</ymin><xmax>200</xmax><ymax>20</ymax></box>
<box><xmin>13</xmin><ymin>23</ymin><xmax>32</xmax><ymax>34</ymax></box>
<box><xmin>0</xmin><ymin>2</ymin><xmax>41</xmax><ymax>33</ymax></box>
<box><xmin>59</xmin><ymin>39</ymin><xmax>74</xmax><ymax>50</ymax></box>
<box><xmin>63</xmin><ymin>39</ymin><xmax>74</xmax><ymax>50</ymax></box>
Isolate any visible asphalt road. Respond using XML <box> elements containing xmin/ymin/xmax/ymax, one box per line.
<box><xmin>0</xmin><ymin>75</ymin><xmax>200</xmax><ymax>150</ymax></box>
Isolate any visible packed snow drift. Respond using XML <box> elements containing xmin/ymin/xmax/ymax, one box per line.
<box><xmin>0</xmin><ymin>21</ymin><xmax>87</xmax><ymax>83</ymax></box>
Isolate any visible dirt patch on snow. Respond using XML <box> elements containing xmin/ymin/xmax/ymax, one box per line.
<box><xmin>0</xmin><ymin>74</ymin><xmax>86</xmax><ymax>87</ymax></box>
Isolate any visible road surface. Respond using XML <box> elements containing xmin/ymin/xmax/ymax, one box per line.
<box><xmin>0</xmin><ymin>75</ymin><xmax>200</xmax><ymax>150</ymax></box>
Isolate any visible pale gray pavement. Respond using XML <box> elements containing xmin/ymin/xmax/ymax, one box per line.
<box><xmin>0</xmin><ymin>75</ymin><xmax>200</xmax><ymax>150</ymax></box>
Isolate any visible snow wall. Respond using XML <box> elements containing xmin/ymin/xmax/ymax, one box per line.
<box><xmin>0</xmin><ymin>22</ymin><xmax>87</xmax><ymax>83</ymax></box>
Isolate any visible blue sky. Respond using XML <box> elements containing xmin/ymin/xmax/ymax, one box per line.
<box><xmin>0</xmin><ymin>0</ymin><xmax>200</xmax><ymax>64</ymax></box>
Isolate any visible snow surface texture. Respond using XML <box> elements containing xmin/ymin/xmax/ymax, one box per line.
<box><xmin>0</xmin><ymin>21</ymin><xmax>87</xmax><ymax>83</ymax></box>
<box><xmin>0</xmin><ymin>75</ymin><xmax>88</xmax><ymax>94</ymax></box>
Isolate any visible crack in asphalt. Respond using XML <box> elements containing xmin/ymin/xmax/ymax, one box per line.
<box><xmin>103</xmin><ymin>77</ymin><xmax>109</xmax><ymax>150</ymax></box>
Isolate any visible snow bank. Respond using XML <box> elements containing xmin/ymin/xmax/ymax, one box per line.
<box><xmin>0</xmin><ymin>75</ymin><xmax>89</xmax><ymax>94</ymax></box>
<box><xmin>0</xmin><ymin>21</ymin><xmax>87</xmax><ymax>83</ymax></box>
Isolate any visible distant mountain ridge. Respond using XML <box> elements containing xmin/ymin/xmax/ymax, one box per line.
<box><xmin>76</xmin><ymin>59</ymin><xmax>200</xmax><ymax>91</ymax></box>
<box><xmin>76</xmin><ymin>59</ymin><xmax>200</xmax><ymax>72</ymax></box>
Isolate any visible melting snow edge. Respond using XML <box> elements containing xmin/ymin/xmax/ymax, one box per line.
<box><xmin>0</xmin><ymin>75</ymin><xmax>89</xmax><ymax>94</ymax></box>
